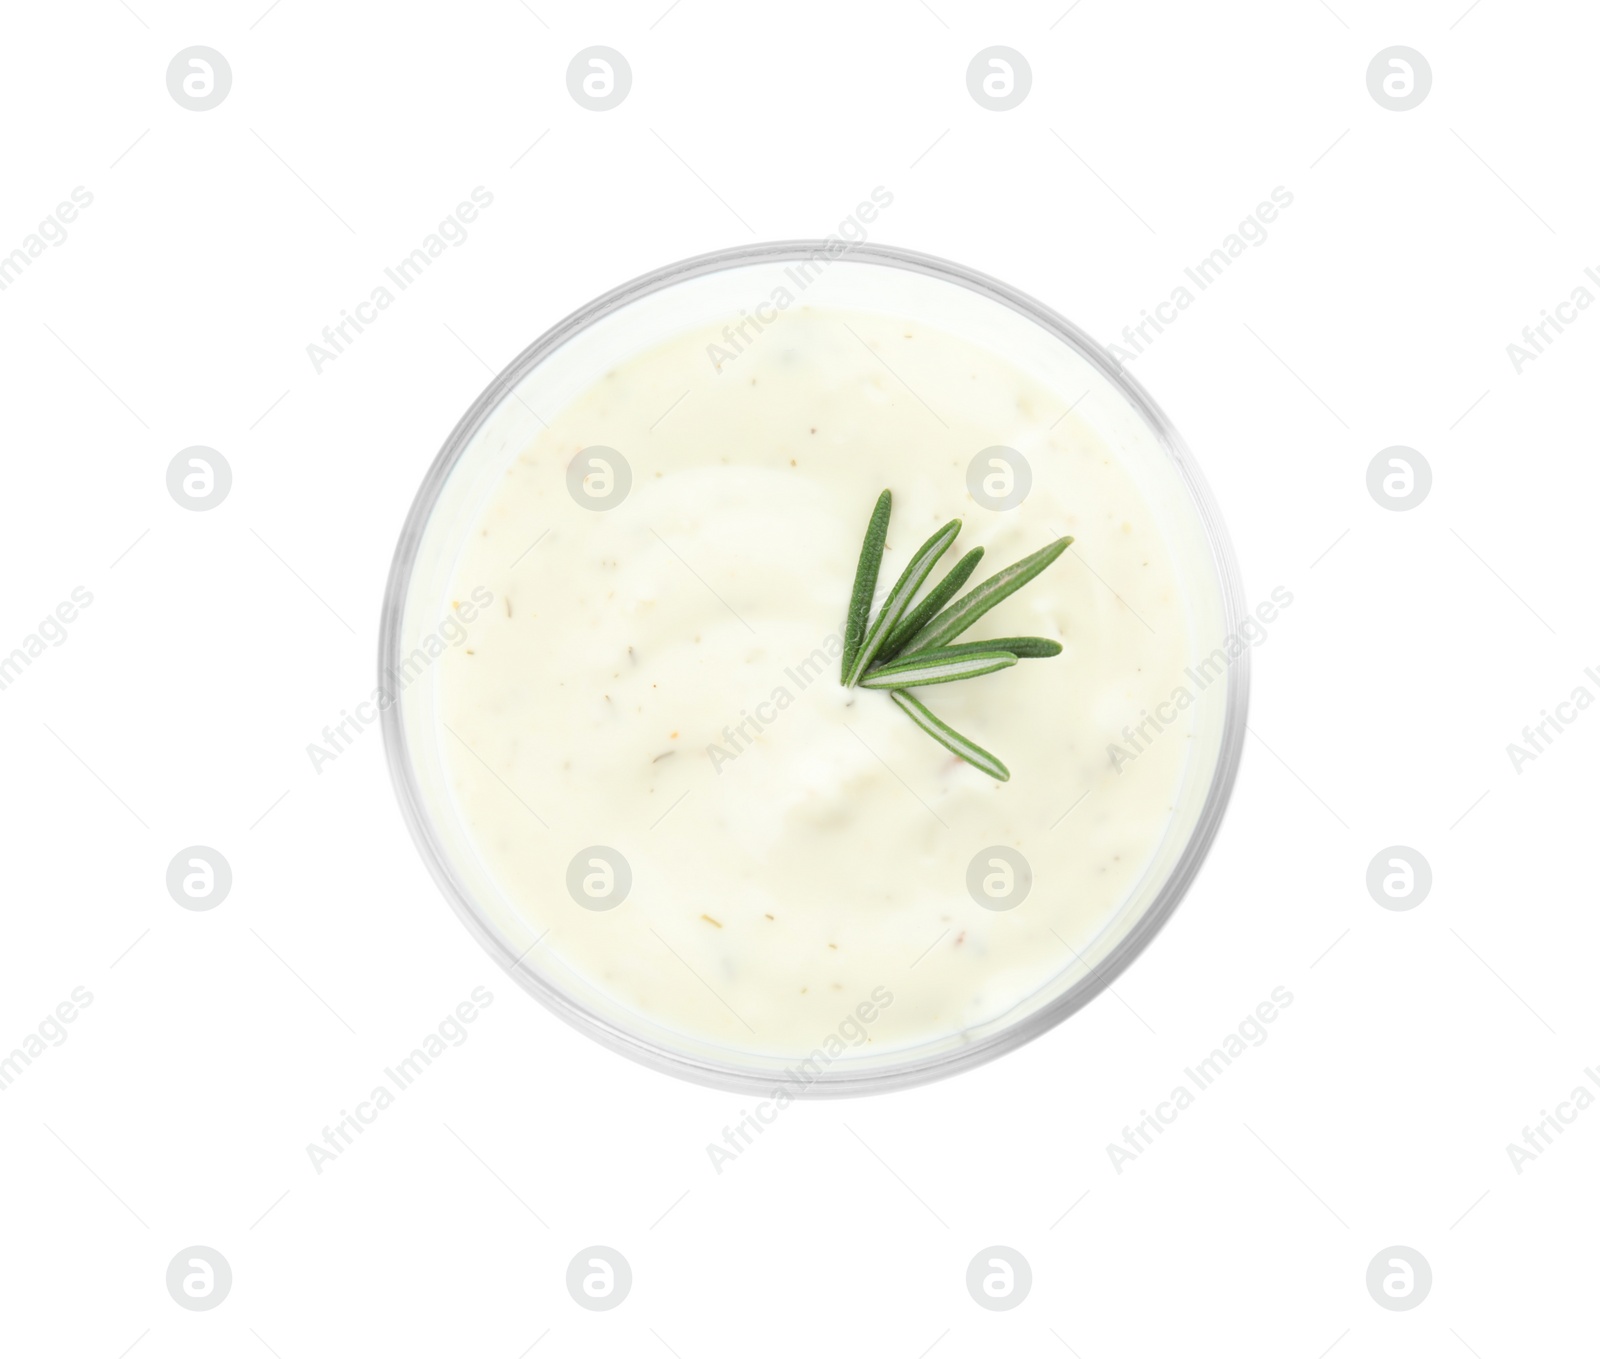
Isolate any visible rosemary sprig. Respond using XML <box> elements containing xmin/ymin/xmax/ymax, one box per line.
<box><xmin>876</xmin><ymin>546</ymin><xmax>985</xmax><ymax>663</ymax></box>
<box><xmin>840</xmin><ymin>489</ymin><xmax>1072</xmax><ymax>782</ymax></box>
<box><xmin>878</xmin><ymin>636</ymin><xmax>1062</xmax><ymax>669</ymax></box>
<box><xmin>843</xmin><ymin>517</ymin><xmax>962</xmax><ymax>687</ymax></box>
<box><xmin>841</xmin><ymin>489</ymin><xmax>892</xmax><ymax>683</ymax></box>
<box><xmin>857</xmin><ymin>650</ymin><xmax>1017</xmax><ymax>690</ymax></box>
<box><xmin>888</xmin><ymin>690</ymin><xmax>1011</xmax><ymax>782</ymax></box>
<box><xmin>898</xmin><ymin>536</ymin><xmax>1074</xmax><ymax>655</ymax></box>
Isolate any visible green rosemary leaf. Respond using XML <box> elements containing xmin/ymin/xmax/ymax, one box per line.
<box><xmin>844</xmin><ymin>517</ymin><xmax>963</xmax><ymax>687</ymax></box>
<box><xmin>881</xmin><ymin>637</ymin><xmax>1063</xmax><ymax>668</ymax></box>
<box><xmin>889</xmin><ymin>690</ymin><xmax>1011</xmax><ymax>782</ymax></box>
<box><xmin>841</xmin><ymin>489</ymin><xmax>892</xmax><ymax>683</ymax></box>
<box><xmin>858</xmin><ymin>651</ymin><xmax>1017</xmax><ymax>690</ymax></box>
<box><xmin>876</xmin><ymin>546</ymin><xmax>985</xmax><ymax>663</ymax></box>
<box><xmin>899</xmin><ymin>536</ymin><xmax>1074</xmax><ymax>655</ymax></box>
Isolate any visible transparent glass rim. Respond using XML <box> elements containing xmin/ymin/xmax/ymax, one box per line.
<box><xmin>379</xmin><ymin>239</ymin><xmax>1250</xmax><ymax>1098</ymax></box>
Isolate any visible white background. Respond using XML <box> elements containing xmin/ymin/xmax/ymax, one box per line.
<box><xmin>1</xmin><ymin>1</ymin><xmax>1595</xmax><ymax>1355</ymax></box>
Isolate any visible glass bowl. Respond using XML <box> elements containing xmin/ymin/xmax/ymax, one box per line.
<box><xmin>379</xmin><ymin>241</ymin><xmax>1248</xmax><ymax>1096</ymax></box>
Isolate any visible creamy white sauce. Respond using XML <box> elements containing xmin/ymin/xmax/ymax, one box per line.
<box><xmin>432</xmin><ymin>305</ymin><xmax>1203</xmax><ymax>1066</ymax></box>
